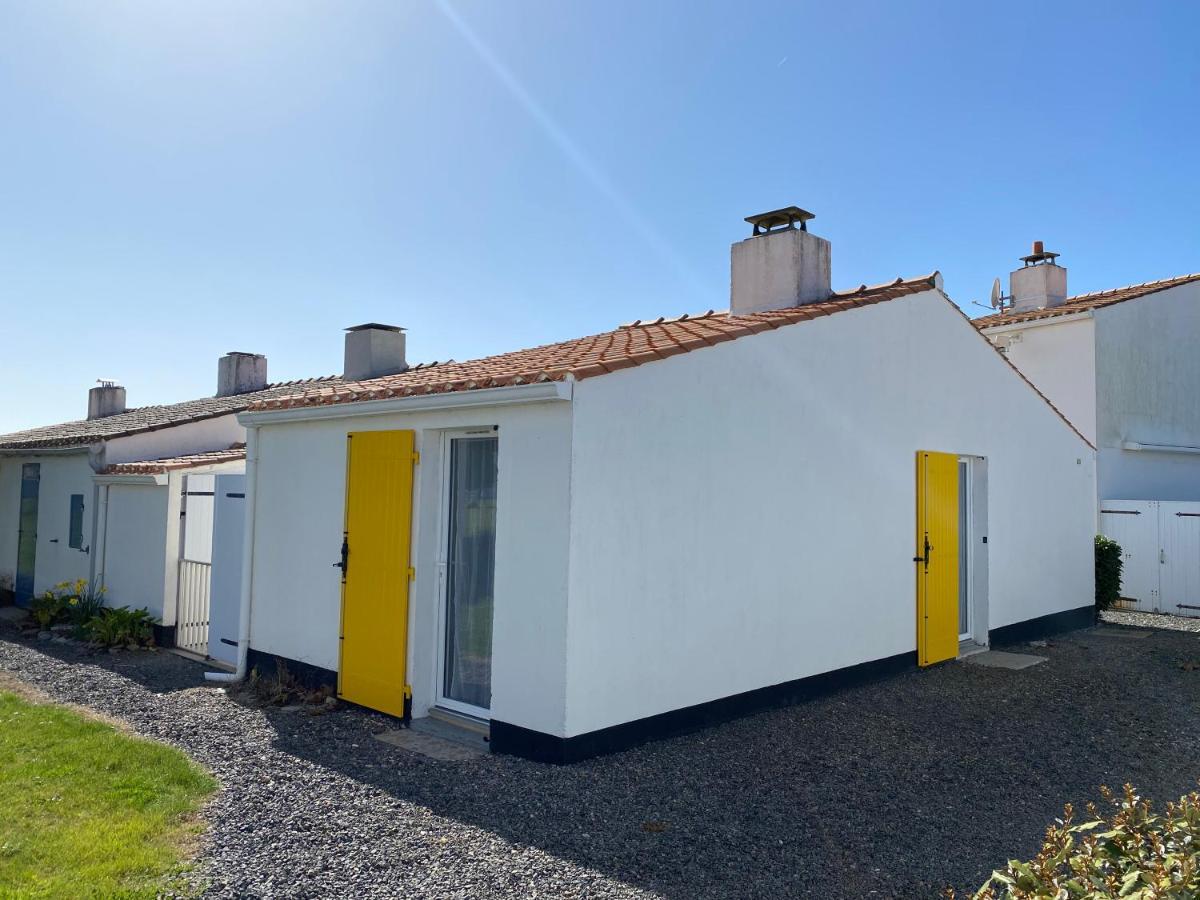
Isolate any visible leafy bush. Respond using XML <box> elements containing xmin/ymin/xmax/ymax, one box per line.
<box><xmin>30</xmin><ymin>592</ymin><xmax>68</xmax><ymax>629</ymax></box>
<box><xmin>1095</xmin><ymin>535</ymin><xmax>1124</xmax><ymax>611</ymax></box>
<box><xmin>960</xmin><ymin>783</ymin><xmax>1200</xmax><ymax>899</ymax></box>
<box><xmin>86</xmin><ymin>606</ymin><xmax>156</xmax><ymax>648</ymax></box>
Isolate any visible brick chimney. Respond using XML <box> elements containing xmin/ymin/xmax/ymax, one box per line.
<box><xmin>343</xmin><ymin>324</ymin><xmax>407</xmax><ymax>382</ymax></box>
<box><xmin>217</xmin><ymin>352</ymin><xmax>268</xmax><ymax>397</ymax></box>
<box><xmin>730</xmin><ymin>207</ymin><xmax>832</xmax><ymax>314</ymax></box>
<box><xmin>87</xmin><ymin>380</ymin><xmax>126</xmax><ymax>419</ymax></box>
<box><xmin>1010</xmin><ymin>241</ymin><xmax>1067</xmax><ymax>311</ymax></box>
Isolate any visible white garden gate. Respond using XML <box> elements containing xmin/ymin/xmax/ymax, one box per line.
<box><xmin>176</xmin><ymin>473</ymin><xmax>215</xmax><ymax>655</ymax></box>
<box><xmin>1099</xmin><ymin>500</ymin><xmax>1200</xmax><ymax>616</ymax></box>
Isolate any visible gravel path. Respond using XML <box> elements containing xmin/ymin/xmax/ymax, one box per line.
<box><xmin>2</xmin><ymin>620</ymin><xmax>1200</xmax><ymax>899</ymax></box>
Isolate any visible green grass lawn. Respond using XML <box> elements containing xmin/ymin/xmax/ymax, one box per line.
<box><xmin>0</xmin><ymin>686</ymin><xmax>216</xmax><ymax>898</ymax></box>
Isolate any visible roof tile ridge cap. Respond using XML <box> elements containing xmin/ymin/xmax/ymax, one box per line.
<box><xmin>264</xmin><ymin>374</ymin><xmax>341</xmax><ymax>389</ymax></box>
<box><xmin>829</xmin><ymin>271</ymin><xmax>938</xmax><ymax>298</ymax></box>
<box><xmin>1067</xmin><ymin>272</ymin><xmax>1200</xmax><ymax>303</ymax></box>
<box><xmin>620</xmin><ymin>308</ymin><xmax>721</xmax><ymax>329</ymax></box>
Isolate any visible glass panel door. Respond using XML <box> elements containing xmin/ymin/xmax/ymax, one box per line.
<box><xmin>441</xmin><ymin>436</ymin><xmax>498</xmax><ymax>714</ymax></box>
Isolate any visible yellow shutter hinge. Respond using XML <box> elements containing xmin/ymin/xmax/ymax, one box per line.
<box><xmin>408</xmin><ymin>566</ymin><xmax>416</xmax><ymax>581</ymax></box>
<box><xmin>412</xmin><ymin>450</ymin><xmax>420</xmax><ymax>464</ymax></box>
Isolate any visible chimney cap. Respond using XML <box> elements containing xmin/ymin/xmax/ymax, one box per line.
<box><xmin>744</xmin><ymin>206</ymin><xmax>815</xmax><ymax>236</ymax></box>
<box><xmin>345</xmin><ymin>322</ymin><xmax>405</xmax><ymax>333</ymax></box>
<box><xmin>1020</xmin><ymin>240</ymin><xmax>1060</xmax><ymax>266</ymax></box>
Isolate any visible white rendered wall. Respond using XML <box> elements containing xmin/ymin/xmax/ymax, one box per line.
<box><xmin>104</xmin><ymin>414</ymin><xmax>244</xmax><ymax>467</ymax></box>
<box><xmin>563</xmin><ymin>290</ymin><xmax>1096</xmax><ymax>737</ymax></box>
<box><xmin>247</xmin><ymin>400</ymin><xmax>573</xmax><ymax>737</ymax></box>
<box><xmin>985</xmin><ymin>317</ymin><xmax>1096</xmax><ymax>444</ymax></box>
<box><xmin>0</xmin><ymin>453</ymin><xmax>96</xmax><ymax>596</ymax></box>
<box><xmin>1094</xmin><ymin>283</ymin><xmax>1200</xmax><ymax>500</ymax></box>
<box><xmin>99</xmin><ymin>483</ymin><xmax>169</xmax><ymax>617</ymax></box>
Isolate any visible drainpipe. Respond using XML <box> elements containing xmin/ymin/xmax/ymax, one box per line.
<box><xmin>205</xmin><ymin>424</ymin><xmax>258</xmax><ymax>684</ymax></box>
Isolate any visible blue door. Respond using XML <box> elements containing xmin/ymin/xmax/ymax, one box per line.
<box><xmin>15</xmin><ymin>463</ymin><xmax>40</xmax><ymax>606</ymax></box>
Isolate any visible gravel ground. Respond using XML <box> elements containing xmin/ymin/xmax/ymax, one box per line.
<box><xmin>1103</xmin><ymin>607</ymin><xmax>1200</xmax><ymax>633</ymax></box>
<box><xmin>2</xmin><ymin>620</ymin><xmax>1200</xmax><ymax>899</ymax></box>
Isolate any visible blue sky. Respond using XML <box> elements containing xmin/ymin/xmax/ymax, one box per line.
<box><xmin>1</xmin><ymin>1</ymin><xmax>1197</xmax><ymax>433</ymax></box>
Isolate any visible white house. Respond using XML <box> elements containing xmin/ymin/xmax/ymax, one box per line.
<box><xmin>0</xmin><ymin>353</ymin><xmax>338</xmax><ymax>653</ymax></box>
<box><xmin>230</xmin><ymin>208</ymin><xmax>1097</xmax><ymax>763</ymax></box>
<box><xmin>974</xmin><ymin>248</ymin><xmax>1200</xmax><ymax>615</ymax></box>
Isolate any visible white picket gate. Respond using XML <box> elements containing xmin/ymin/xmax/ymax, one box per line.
<box><xmin>1099</xmin><ymin>500</ymin><xmax>1200</xmax><ymax>616</ymax></box>
<box><xmin>176</xmin><ymin>559</ymin><xmax>212</xmax><ymax>654</ymax></box>
<box><xmin>175</xmin><ymin>474</ymin><xmax>216</xmax><ymax>655</ymax></box>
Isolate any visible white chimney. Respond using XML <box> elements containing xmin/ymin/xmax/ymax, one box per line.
<box><xmin>217</xmin><ymin>352</ymin><xmax>268</xmax><ymax>397</ymax></box>
<box><xmin>87</xmin><ymin>380</ymin><xmax>126</xmax><ymax>420</ymax></box>
<box><xmin>1010</xmin><ymin>241</ymin><xmax>1067</xmax><ymax>311</ymax></box>
<box><xmin>344</xmin><ymin>324</ymin><xmax>407</xmax><ymax>382</ymax></box>
<box><xmin>730</xmin><ymin>207</ymin><xmax>832</xmax><ymax>315</ymax></box>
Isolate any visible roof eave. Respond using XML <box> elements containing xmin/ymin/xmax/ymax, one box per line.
<box><xmin>238</xmin><ymin>379</ymin><xmax>574</xmax><ymax>426</ymax></box>
<box><xmin>0</xmin><ymin>444</ymin><xmax>94</xmax><ymax>456</ymax></box>
<box><xmin>977</xmin><ymin>308</ymin><xmax>1096</xmax><ymax>334</ymax></box>
<box><xmin>94</xmin><ymin>471</ymin><xmax>169</xmax><ymax>486</ymax></box>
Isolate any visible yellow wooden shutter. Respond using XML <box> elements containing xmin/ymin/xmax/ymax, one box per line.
<box><xmin>338</xmin><ymin>430</ymin><xmax>416</xmax><ymax>717</ymax></box>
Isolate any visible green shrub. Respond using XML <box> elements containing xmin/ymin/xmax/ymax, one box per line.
<box><xmin>960</xmin><ymin>783</ymin><xmax>1200</xmax><ymax>899</ymax></box>
<box><xmin>86</xmin><ymin>606</ymin><xmax>156</xmax><ymax>648</ymax></box>
<box><xmin>1095</xmin><ymin>535</ymin><xmax>1124</xmax><ymax>611</ymax></box>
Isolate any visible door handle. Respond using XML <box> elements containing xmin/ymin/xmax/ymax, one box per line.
<box><xmin>913</xmin><ymin>535</ymin><xmax>932</xmax><ymax>569</ymax></box>
<box><xmin>333</xmin><ymin>535</ymin><xmax>349</xmax><ymax>576</ymax></box>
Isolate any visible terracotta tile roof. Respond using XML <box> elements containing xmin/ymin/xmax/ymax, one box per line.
<box><xmin>251</xmin><ymin>275</ymin><xmax>940</xmax><ymax>412</ymax></box>
<box><xmin>101</xmin><ymin>444</ymin><xmax>247</xmax><ymax>476</ymax></box>
<box><xmin>973</xmin><ymin>273</ymin><xmax>1200</xmax><ymax>328</ymax></box>
<box><xmin>0</xmin><ymin>377</ymin><xmax>341</xmax><ymax>451</ymax></box>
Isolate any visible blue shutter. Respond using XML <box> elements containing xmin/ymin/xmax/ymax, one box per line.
<box><xmin>68</xmin><ymin>494</ymin><xmax>85</xmax><ymax>550</ymax></box>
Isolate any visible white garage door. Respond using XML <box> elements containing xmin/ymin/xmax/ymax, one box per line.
<box><xmin>1100</xmin><ymin>500</ymin><xmax>1200</xmax><ymax>617</ymax></box>
<box><xmin>1160</xmin><ymin>503</ymin><xmax>1200</xmax><ymax>616</ymax></box>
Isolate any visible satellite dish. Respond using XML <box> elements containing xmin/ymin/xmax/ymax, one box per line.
<box><xmin>990</xmin><ymin>278</ymin><xmax>1002</xmax><ymax>309</ymax></box>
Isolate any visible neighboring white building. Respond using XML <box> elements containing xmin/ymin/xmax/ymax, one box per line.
<box><xmin>974</xmin><ymin>249</ymin><xmax>1200</xmax><ymax>502</ymax></box>
<box><xmin>233</xmin><ymin>208</ymin><xmax>1096</xmax><ymax>763</ymax></box>
<box><xmin>0</xmin><ymin>353</ymin><xmax>338</xmax><ymax>651</ymax></box>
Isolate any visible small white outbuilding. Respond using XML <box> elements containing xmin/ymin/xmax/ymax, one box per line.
<box><xmin>235</xmin><ymin>208</ymin><xmax>1097</xmax><ymax>762</ymax></box>
<box><xmin>0</xmin><ymin>355</ymin><xmax>338</xmax><ymax>655</ymax></box>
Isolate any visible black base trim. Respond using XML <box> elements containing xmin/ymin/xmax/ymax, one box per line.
<box><xmin>153</xmin><ymin>624</ymin><xmax>176</xmax><ymax>648</ymax></box>
<box><xmin>491</xmin><ymin>650</ymin><xmax>919</xmax><ymax>765</ymax></box>
<box><xmin>245</xmin><ymin>647</ymin><xmax>338</xmax><ymax>693</ymax></box>
<box><xmin>988</xmin><ymin>604</ymin><xmax>1096</xmax><ymax>646</ymax></box>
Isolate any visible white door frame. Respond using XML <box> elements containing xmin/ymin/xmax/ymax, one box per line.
<box><xmin>433</xmin><ymin>427</ymin><xmax>498</xmax><ymax>720</ymax></box>
<box><xmin>958</xmin><ymin>456</ymin><xmax>973</xmax><ymax>641</ymax></box>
